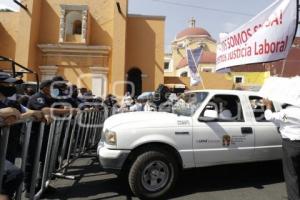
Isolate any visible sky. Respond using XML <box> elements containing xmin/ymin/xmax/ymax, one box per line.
<box><xmin>129</xmin><ymin>0</ymin><xmax>281</xmax><ymax>52</ymax></box>
<box><xmin>2</xmin><ymin>0</ymin><xmax>299</xmax><ymax>52</ymax></box>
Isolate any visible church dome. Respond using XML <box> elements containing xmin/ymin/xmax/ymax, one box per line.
<box><xmin>176</xmin><ymin>18</ymin><xmax>211</xmax><ymax>39</ymax></box>
<box><xmin>176</xmin><ymin>27</ymin><xmax>211</xmax><ymax>39</ymax></box>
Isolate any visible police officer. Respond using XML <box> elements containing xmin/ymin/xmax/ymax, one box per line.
<box><xmin>18</xmin><ymin>87</ymin><xmax>35</xmax><ymax>107</ymax></box>
<box><xmin>0</xmin><ymin>72</ymin><xmax>27</xmax><ymax>163</ymax></box>
<box><xmin>64</xmin><ymin>84</ymin><xmax>81</xmax><ymax>108</ymax></box>
<box><xmin>1</xmin><ymin>116</ymin><xmax>24</xmax><ymax>199</ymax></box>
<box><xmin>264</xmin><ymin>99</ymin><xmax>300</xmax><ymax>200</ymax></box>
<box><xmin>104</xmin><ymin>94</ymin><xmax>118</xmax><ymax>116</ymax></box>
<box><xmin>27</xmin><ymin>80</ymin><xmax>56</xmax><ymax>111</ymax></box>
<box><xmin>25</xmin><ymin>79</ymin><xmax>56</xmax><ymax>195</ymax></box>
<box><xmin>0</xmin><ymin>73</ymin><xmax>24</xmax><ymax>199</ymax></box>
<box><xmin>25</xmin><ymin>79</ymin><xmax>76</xmax><ymax>195</ymax></box>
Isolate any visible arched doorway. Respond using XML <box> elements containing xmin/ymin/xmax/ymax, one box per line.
<box><xmin>127</xmin><ymin>68</ymin><xmax>142</xmax><ymax>97</ymax></box>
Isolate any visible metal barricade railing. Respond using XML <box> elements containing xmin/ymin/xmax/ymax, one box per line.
<box><xmin>16</xmin><ymin>121</ymin><xmax>33</xmax><ymax>200</ymax></box>
<box><xmin>0</xmin><ymin>109</ymin><xmax>107</xmax><ymax>200</ymax></box>
<box><xmin>0</xmin><ymin>127</ymin><xmax>10</xmax><ymax>193</ymax></box>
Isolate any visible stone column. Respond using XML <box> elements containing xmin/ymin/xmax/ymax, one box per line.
<box><xmin>39</xmin><ymin>66</ymin><xmax>58</xmax><ymax>81</ymax></box>
<box><xmin>59</xmin><ymin>8</ymin><xmax>66</xmax><ymax>43</ymax></box>
<box><xmin>81</xmin><ymin>10</ymin><xmax>88</xmax><ymax>43</ymax></box>
<box><xmin>89</xmin><ymin>66</ymin><xmax>108</xmax><ymax>98</ymax></box>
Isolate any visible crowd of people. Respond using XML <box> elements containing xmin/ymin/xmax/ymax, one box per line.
<box><xmin>0</xmin><ymin>72</ymin><xmax>119</xmax><ymax>200</ymax></box>
<box><xmin>0</xmin><ymin>71</ymin><xmax>176</xmax><ymax>200</ymax></box>
<box><xmin>2</xmin><ymin>70</ymin><xmax>300</xmax><ymax>200</ymax></box>
<box><xmin>118</xmin><ymin>85</ymin><xmax>182</xmax><ymax>113</ymax></box>
<box><xmin>0</xmin><ymin>76</ymin><xmax>189</xmax><ymax>199</ymax></box>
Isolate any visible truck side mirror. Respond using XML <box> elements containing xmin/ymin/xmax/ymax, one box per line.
<box><xmin>199</xmin><ymin>110</ymin><xmax>218</xmax><ymax>122</ymax></box>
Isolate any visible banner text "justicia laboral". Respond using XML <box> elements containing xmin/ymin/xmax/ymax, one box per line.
<box><xmin>216</xmin><ymin>0</ymin><xmax>298</xmax><ymax>71</ymax></box>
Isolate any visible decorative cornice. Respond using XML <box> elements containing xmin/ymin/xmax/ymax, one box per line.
<box><xmin>39</xmin><ymin>65</ymin><xmax>58</xmax><ymax>72</ymax></box>
<box><xmin>38</xmin><ymin>44</ymin><xmax>111</xmax><ymax>56</ymax></box>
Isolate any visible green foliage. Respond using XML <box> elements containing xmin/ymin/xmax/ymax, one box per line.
<box><xmin>0</xmin><ymin>9</ymin><xmax>13</xmax><ymax>12</ymax></box>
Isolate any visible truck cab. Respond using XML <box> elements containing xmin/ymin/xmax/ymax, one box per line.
<box><xmin>97</xmin><ymin>90</ymin><xmax>282</xmax><ymax>199</ymax></box>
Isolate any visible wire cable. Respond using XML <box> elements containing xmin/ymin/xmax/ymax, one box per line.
<box><xmin>152</xmin><ymin>0</ymin><xmax>254</xmax><ymax>17</ymax></box>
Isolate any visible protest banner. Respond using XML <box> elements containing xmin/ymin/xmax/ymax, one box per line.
<box><xmin>216</xmin><ymin>0</ymin><xmax>298</xmax><ymax>71</ymax></box>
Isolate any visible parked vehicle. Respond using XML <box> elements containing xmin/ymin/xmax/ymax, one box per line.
<box><xmin>97</xmin><ymin>90</ymin><xmax>282</xmax><ymax>199</ymax></box>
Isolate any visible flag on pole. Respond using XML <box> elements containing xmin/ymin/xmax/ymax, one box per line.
<box><xmin>186</xmin><ymin>47</ymin><xmax>203</xmax><ymax>86</ymax></box>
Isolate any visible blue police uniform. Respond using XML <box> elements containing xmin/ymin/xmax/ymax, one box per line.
<box><xmin>0</xmin><ymin>98</ymin><xmax>23</xmax><ymax>198</ymax></box>
<box><xmin>24</xmin><ymin>90</ymin><xmax>55</xmax><ymax>193</ymax></box>
<box><xmin>1</xmin><ymin>98</ymin><xmax>25</xmax><ymax>163</ymax></box>
<box><xmin>2</xmin><ymin>160</ymin><xmax>24</xmax><ymax>197</ymax></box>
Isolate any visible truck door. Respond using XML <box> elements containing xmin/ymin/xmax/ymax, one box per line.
<box><xmin>192</xmin><ymin>94</ymin><xmax>255</xmax><ymax>167</ymax></box>
<box><xmin>248</xmin><ymin>96</ymin><xmax>282</xmax><ymax>161</ymax></box>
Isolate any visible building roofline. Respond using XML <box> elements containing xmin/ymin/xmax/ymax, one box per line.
<box><xmin>128</xmin><ymin>14</ymin><xmax>166</xmax><ymax>20</ymax></box>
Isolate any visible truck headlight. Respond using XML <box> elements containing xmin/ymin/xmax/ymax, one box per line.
<box><xmin>104</xmin><ymin>130</ymin><xmax>117</xmax><ymax>145</ymax></box>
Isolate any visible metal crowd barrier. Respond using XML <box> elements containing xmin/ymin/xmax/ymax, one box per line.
<box><xmin>0</xmin><ymin>109</ymin><xmax>106</xmax><ymax>200</ymax></box>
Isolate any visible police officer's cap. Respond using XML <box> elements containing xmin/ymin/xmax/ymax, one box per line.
<box><xmin>39</xmin><ymin>80</ymin><xmax>53</xmax><ymax>89</ymax></box>
<box><xmin>52</xmin><ymin>76</ymin><xmax>68</xmax><ymax>88</ymax></box>
<box><xmin>0</xmin><ymin>72</ymin><xmax>17</xmax><ymax>83</ymax></box>
<box><xmin>52</xmin><ymin>76</ymin><xmax>66</xmax><ymax>82</ymax></box>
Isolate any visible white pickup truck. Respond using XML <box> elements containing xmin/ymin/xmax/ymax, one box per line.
<box><xmin>97</xmin><ymin>90</ymin><xmax>282</xmax><ymax>199</ymax></box>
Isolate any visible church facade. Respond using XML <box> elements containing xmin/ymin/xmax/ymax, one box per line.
<box><xmin>0</xmin><ymin>0</ymin><xmax>165</xmax><ymax>98</ymax></box>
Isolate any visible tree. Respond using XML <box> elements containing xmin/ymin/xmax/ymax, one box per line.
<box><xmin>0</xmin><ymin>9</ymin><xmax>13</xmax><ymax>12</ymax></box>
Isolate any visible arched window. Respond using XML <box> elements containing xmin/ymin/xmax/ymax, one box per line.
<box><xmin>65</xmin><ymin>11</ymin><xmax>82</xmax><ymax>35</ymax></box>
<box><xmin>180</xmin><ymin>71</ymin><xmax>188</xmax><ymax>77</ymax></box>
<box><xmin>73</xmin><ymin>20</ymin><xmax>82</xmax><ymax>34</ymax></box>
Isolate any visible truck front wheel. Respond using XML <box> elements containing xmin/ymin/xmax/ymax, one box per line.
<box><xmin>128</xmin><ymin>150</ymin><xmax>178</xmax><ymax>199</ymax></box>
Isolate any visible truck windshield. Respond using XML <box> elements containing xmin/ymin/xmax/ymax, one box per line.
<box><xmin>173</xmin><ymin>92</ymin><xmax>208</xmax><ymax>116</ymax></box>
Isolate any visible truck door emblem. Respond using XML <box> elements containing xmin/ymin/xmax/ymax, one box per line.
<box><xmin>222</xmin><ymin>135</ymin><xmax>231</xmax><ymax>147</ymax></box>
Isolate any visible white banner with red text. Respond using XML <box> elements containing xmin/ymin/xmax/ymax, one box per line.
<box><xmin>216</xmin><ymin>0</ymin><xmax>298</xmax><ymax>71</ymax></box>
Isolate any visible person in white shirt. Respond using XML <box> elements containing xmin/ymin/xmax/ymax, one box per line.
<box><xmin>119</xmin><ymin>93</ymin><xmax>133</xmax><ymax>113</ymax></box>
<box><xmin>144</xmin><ymin>100</ymin><xmax>156</xmax><ymax>112</ymax></box>
<box><xmin>264</xmin><ymin>99</ymin><xmax>300</xmax><ymax>200</ymax></box>
<box><xmin>213</xmin><ymin>97</ymin><xmax>233</xmax><ymax>120</ymax></box>
<box><xmin>219</xmin><ymin>109</ymin><xmax>232</xmax><ymax>120</ymax></box>
<box><xmin>130</xmin><ymin>99</ymin><xmax>144</xmax><ymax>112</ymax></box>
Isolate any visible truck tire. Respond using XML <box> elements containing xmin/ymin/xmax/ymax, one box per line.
<box><xmin>128</xmin><ymin>150</ymin><xmax>178</xmax><ymax>199</ymax></box>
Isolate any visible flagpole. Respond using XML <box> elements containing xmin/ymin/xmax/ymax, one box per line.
<box><xmin>280</xmin><ymin>59</ymin><xmax>287</xmax><ymax>77</ymax></box>
<box><xmin>186</xmin><ymin>46</ymin><xmax>205</xmax><ymax>89</ymax></box>
<box><xmin>197</xmin><ymin>46</ymin><xmax>205</xmax><ymax>90</ymax></box>
<box><xmin>193</xmin><ymin>46</ymin><xmax>205</xmax><ymax>89</ymax></box>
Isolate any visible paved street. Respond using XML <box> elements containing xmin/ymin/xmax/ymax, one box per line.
<box><xmin>43</xmin><ymin>154</ymin><xmax>287</xmax><ymax>200</ymax></box>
